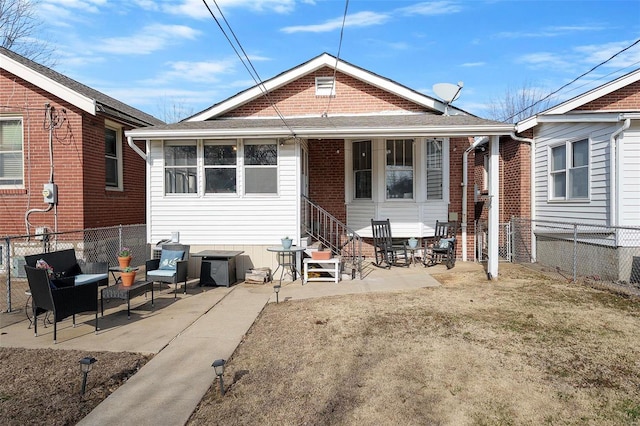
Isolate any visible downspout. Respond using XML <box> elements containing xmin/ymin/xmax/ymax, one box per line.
<box><xmin>509</xmin><ymin>132</ymin><xmax>534</xmax><ymax>261</ymax></box>
<box><xmin>462</xmin><ymin>137</ymin><xmax>488</xmax><ymax>261</ymax></box>
<box><xmin>609</xmin><ymin>117</ymin><xmax>631</xmax><ymax>227</ymax></box>
<box><xmin>127</xmin><ymin>136</ymin><xmax>147</xmax><ymax>160</ymax></box>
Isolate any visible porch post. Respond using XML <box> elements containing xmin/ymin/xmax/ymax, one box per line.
<box><xmin>487</xmin><ymin>135</ymin><xmax>500</xmax><ymax>280</ymax></box>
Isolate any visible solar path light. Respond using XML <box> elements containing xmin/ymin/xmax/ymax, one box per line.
<box><xmin>212</xmin><ymin>359</ymin><xmax>225</xmax><ymax>396</ymax></box>
<box><xmin>79</xmin><ymin>356</ymin><xmax>97</xmax><ymax>396</ymax></box>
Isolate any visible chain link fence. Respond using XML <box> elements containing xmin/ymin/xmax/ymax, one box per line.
<box><xmin>511</xmin><ymin>217</ymin><xmax>640</xmax><ymax>290</ymax></box>
<box><xmin>475</xmin><ymin>220</ymin><xmax>512</xmax><ymax>262</ymax></box>
<box><xmin>1</xmin><ymin>224</ymin><xmax>147</xmax><ymax>322</ymax></box>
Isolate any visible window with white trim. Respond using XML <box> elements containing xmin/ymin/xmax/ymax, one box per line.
<box><xmin>353</xmin><ymin>140</ymin><xmax>372</xmax><ymax>199</ymax></box>
<box><xmin>426</xmin><ymin>138</ymin><xmax>443</xmax><ymax>200</ymax></box>
<box><xmin>204</xmin><ymin>140</ymin><xmax>237</xmax><ymax>194</ymax></box>
<box><xmin>164</xmin><ymin>141</ymin><xmax>197</xmax><ymax>194</ymax></box>
<box><xmin>315</xmin><ymin>76</ymin><xmax>336</xmax><ymax>96</ymax></box>
<box><xmin>0</xmin><ymin>118</ymin><xmax>23</xmax><ymax>187</ymax></box>
<box><xmin>386</xmin><ymin>139</ymin><xmax>414</xmax><ymax>199</ymax></box>
<box><xmin>105</xmin><ymin>124</ymin><xmax>123</xmax><ymax>189</ymax></box>
<box><xmin>550</xmin><ymin>138</ymin><xmax>589</xmax><ymax>200</ymax></box>
<box><xmin>244</xmin><ymin>140</ymin><xmax>277</xmax><ymax>194</ymax></box>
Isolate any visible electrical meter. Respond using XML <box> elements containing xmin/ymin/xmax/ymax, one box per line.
<box><xmin>42</xmin><ymin>183</ymin><xmax>57</xmax><ymax>204</ymax></box>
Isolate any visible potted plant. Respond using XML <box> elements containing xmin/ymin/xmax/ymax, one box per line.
<box><xmin>120</xmin><ymin>266</ymin><xmax>136</xmax><ymax>287</ymax></box>
<box><xmin>281</xmin><ymin>236</ymin><xmax>293</xmax><ymax>250</ymax></box>
<box><xmin>118</xmin><ymin>247</ymin><xmax>132</xmax><ymax>268</ymax></box>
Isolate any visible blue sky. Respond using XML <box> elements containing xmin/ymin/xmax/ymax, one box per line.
<box><xmin>36</xmin><ymin>0</ymin><xmax>640</xmax><ymax>122</ymax></box>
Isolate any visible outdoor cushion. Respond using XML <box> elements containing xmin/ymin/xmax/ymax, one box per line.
<box><xmin>437</xmin><ymin>238</ymin><xmax>454</xmax><ymax>249</ymax></box>
<box><xmin>147</xmin><ymin>269</ymin><xmax>177</xmax><ymax>277</ymax></box>
<box><xmin>74</xmin><ymin>273</ymin><xmax>109</xmax><ymax>286</ymax></box>
<box><xmin>159</xmin><ymin>250</ymin><xmax>184</xmax><ymax>270</ymax></box>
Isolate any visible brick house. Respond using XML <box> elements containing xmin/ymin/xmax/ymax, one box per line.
<box><xmin>126</xmin><ymin>53</ymin><xmax>514</xmax><ymax>278</ymax></box>
<box><xmin>0</xmin><ymin>47</ymin><xmax>163</xmax><ymax>238</ymax></box>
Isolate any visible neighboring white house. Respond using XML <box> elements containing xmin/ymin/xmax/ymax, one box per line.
<box><xmin>516</xmin><ymin>68</ymin><xmax>640</xmax><ymax>282</ymax></box>
<box><xmin>127</xmin><ymin>53</ymin><xmax>514</xmax><ymax>279</ymax></box>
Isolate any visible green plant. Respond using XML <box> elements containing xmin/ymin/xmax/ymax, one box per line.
<box><xmin>122</xmin><ymin>266</ymin><xmax>135</xmax><ymax>273</ymax></box>
<box><xmin>118</xmin><ymin>247</ymin><xmax>131</xmax><ymax>257</ymax></box>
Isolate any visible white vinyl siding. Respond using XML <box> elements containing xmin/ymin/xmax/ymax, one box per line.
<box><xmin>619</xmin><ymin>122</ymin><xmax>640</xmax><ymax>228</ymax></box>
<box><xmin>534</xmin><ymin>122</ymin><xmax>612</xmax><ymax>225</ymax></box>
<box><xmin>149</xmin><ymin>139</ymin><xmax>298</xmax><ymax>245</ymax></box>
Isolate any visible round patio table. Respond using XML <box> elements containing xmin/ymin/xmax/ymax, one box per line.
<box><xmin>267</xmin><ymin>246</ymin><xmax>305</xmax><ymax>285</ymax></box>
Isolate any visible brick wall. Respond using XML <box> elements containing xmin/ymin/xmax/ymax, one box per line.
<box><xmin>576</xmin><ymin>80</ymin><xmax>640</xmax><ymax>111</ymax></box>
<box><xmin>307</xmin><ymin>139</ymin><xmax>346</xmax><ymax>222</ymax></box>
<box><xmin>223</xmin><ymin>68</ymin><xmax>428</xmax><ymax>118</ymax></box>
<box><xmin>0</xmin><ymin>70</ymin><xmax>146</xmax><ymax>237</ymax></box>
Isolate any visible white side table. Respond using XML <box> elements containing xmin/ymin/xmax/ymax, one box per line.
<box><xmin>303</xmin><ymin>258</ymin><xmax>341</xmax><ymax>284</ymax></box>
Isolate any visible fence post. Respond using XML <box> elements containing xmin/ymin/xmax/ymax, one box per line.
<box><xmin>573</xmin><ymin>224</ymin><xmax>578</xmax><ymax>283</ymax></box>
<box><xmin>4</xmin><ymin>237</ymin><xmax>11</xmax><ymax>312</ymax></box>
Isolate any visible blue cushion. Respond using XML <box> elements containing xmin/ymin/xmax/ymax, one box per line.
<box><xmin>159</xmin><ymin>250</ymin><xmax>184</xmax><ymax>271</ymax></box>
<box><xmin>74</xmin><ymin>273</ymin><xmax>108</xmax><ymax>285</ymax></box>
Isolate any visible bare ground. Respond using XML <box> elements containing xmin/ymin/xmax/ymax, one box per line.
<box><xmin>188</xmin><ymin>263</ymin><xmax>640</xmax><ymax>425</ymax></box>
<box><xmin>2</xmin><ymin>263</ymin><xmax>640</xmax><ymax>425</ymax></box>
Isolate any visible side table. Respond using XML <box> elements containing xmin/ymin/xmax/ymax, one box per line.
<box><xmin>101</xmin><ymin>280</ymin><xmax>154</xmax><ymax>319</ymax></box>
<box><xmin>267</xmin><ymin>246</ymin><xmax>305</xmax><ymax>285</ymax></box>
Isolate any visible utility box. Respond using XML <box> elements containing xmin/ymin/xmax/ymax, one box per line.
<box><xmin>42</xmin><ymin>183</ymin><xmax>57</xmax><ymax>204</ymax></box>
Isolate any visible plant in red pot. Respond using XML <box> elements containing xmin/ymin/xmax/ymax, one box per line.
<box><xmin>118</xmin><ymin>247</ymin><xmax>132</xmax><ymax>268</ymax></box>
<box><xmin>120</xmin><ymin>266</ymin><xmax>136</xmax><ymax>287</ymax></box>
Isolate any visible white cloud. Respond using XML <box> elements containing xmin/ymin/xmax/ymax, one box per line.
<box><xmin>151</xmin><ymin>59</ymin><xmax>238</xmax><ymax>84</ymax></box>
<box><xmin>96</xmin><ymin>24</ymin><xmax>201</xmax><ymax>55</ymax></box>
<box><xmin>516</xmin><ymin>52</ymin><xmax>571</xmax><ymax>69</ymax></box>
<box><xmin>495</xmin><ymin>24</ymin><xmax>606</xmax><ymax>39</ymax></box>
<box><xmin>164</xmin><ymin>0</ymin><xmax>298</xmax><ymax>19</ymax></box>
<box><xmin>397</xmin><ymin>1</ymin><xmax>462</xmax><ymax>16</ymax></box>
<box><xmin>461</xmin><ymin>62</ymin><xmax>486</xmax><ymax>67</ymax></box>
<box><xmin>281</xmin><ymin>11</ymin><xmax>390</xmax><ymax>34</ymax></box>
<box><xmin>574</xmin><ymin>40</ymin><xmax>640</xmax><ymax>68</ymax></box>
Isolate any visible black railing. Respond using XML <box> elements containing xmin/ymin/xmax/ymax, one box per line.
<box><xmin>302</xmin><ymin>195</ymin><xmax>363</xmax><ymax>279</ymax></box>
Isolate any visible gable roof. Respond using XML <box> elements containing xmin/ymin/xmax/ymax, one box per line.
<box><xmin>186</xmin><ymin>52</ymin><xmax>468</xmax><ymax>121</ymax></box>
<box><xmin>0</xmin><ymin>47</ymin><xmax>163</xmax><ymax>127</ymax></box>
<box><xmin>517</xmin><ymin>67</ymin><xmax>640</xmax><ymax>132</ymax></box>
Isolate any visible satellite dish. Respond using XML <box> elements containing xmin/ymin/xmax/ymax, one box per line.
<box><xmin>433</xmin><ymin>82</ymin><xmax>464</xmax><ymax>115</ymax></box>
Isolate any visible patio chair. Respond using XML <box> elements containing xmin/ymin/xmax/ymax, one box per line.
<box><xmin>24</xmin><ymin>265</ymin><xmax>99</xmax><ymax>343</ymax></box>
<box><xmin>145</xmin><ymin>244</ymin><xmax>190</xmax><ymax>298</ymax></box>
<box><xmin>423</xmin><ymin>221</ymin><xmax>457</xmax><ymax>269</ymax></box>
<box><xmin>371</xmin><ymin>218</ymin><xmax>409</xmax><ymax>268</ymax></box>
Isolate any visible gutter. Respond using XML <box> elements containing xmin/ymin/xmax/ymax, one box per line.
<box><xmin>127</xmin><ymin>136</ymin><xmax>147</xmax><ymax>161</ymax></box>
<box><xmin>609</xmin><ymin>116</ymin><xmax>631</xmax><ymax>227</ymax></box>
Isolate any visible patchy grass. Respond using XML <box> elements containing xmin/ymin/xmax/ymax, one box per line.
<box><xmin>189</xmin><ymin>263</ymin><xmax>640</xmax><ymax>425</ymax></box>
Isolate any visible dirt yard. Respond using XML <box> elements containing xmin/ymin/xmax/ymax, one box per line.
<box><xmin>188</xmin><ymin>264</ymin><xmax>640</xmax><ymax>425</ymax></box>
<box><xmin>1</xmin><ymin>263</ymin><xmax>639</xmax><ymax>425</ymax></box>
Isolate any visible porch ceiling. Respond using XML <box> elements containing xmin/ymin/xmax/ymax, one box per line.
<box><xmin>127</xmin><ymin>114</ymin><xmax>514</xmax><ymax>139</ymax></box>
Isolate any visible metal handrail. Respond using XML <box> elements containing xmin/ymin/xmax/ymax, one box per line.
<box><xmin>301</xmin><ymin>195</ymin><xmax>363</xmax><ymax>279</ymax></box>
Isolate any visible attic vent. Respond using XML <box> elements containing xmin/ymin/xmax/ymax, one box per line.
<box><xmin>315</xmin><ymin>77</ymin><xmax>336</xmax><ymax>96</ymax></box>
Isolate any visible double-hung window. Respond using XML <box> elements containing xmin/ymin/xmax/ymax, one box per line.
<box><xmin>550</xmin><ymin>138</ymin><xmax>588</xmax><ymax>200</ymax></box>
<box><xmin>0</xmin><ymin>118</ymin><xmax>23</xmax><ymax>187</ymax></box>
<box><xmin>386</xmin><ymin>139</ymin><xmax>414</xmax><ymax>199</ymax></box>
<box><xmin>204</xmin><ymin>140</ymin><xmax>237</xmax><ymax>194</ymax></box>
<box><xmin>105</xmin><ymin>124</ymin><xmax>122</xmax><ymax>189</ymax></box>
<box><xmin>244</xmin><ymin>140</ymin><xmax>277</xmax><ymax>194</ymax></box>
<box><xmin>353</xmin><ymin>140</ymin><xmax>371</xmax><ymax>199</ymax></box>
<box><xmin>426</xmin><ymin>139</ymin><xmax>444</xmax><ymax>200</ymax></box>
<box><xmin>164</xmin><ymin>141</ymin><xmax>197</xmax><ymax>194</ymax></box>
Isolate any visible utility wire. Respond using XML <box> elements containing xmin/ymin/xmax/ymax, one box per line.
<box><xmin>324</xmin><ymin>0</ymin><xmax>350</xmax><ymax>117</ymax></box>
<box><xmin>506</xmin><ymin>37</ymin><xmax>640</xmax><ymax>123</ymax></box>
<box><xmin>201</xmin><ymin>0</ymin><xmax>297</xmax><ymax>138</ymax></box>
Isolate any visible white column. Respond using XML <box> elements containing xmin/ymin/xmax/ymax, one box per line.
<box><xmin>487</xmin><ymin>135</ymin><xmax>500</xmax><ymax>280</ymax></box>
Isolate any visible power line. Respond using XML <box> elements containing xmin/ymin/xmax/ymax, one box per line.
<box><xmin>324</xmin><ymin>0</ymin><xmax>350</xmax><ymax>117</ymax></box>
<box><xmin>506</xmin><ymin>37</ymin><xmax>640</xmax><ymax>123</ymax></box>
<box><xmin>201</xmin><ymin>0</ymin><xmax>297</xmax><ymax>138</ymax></box>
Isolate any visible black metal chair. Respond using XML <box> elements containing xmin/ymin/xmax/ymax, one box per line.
<box><xmin>371</xmin><ymin>218</ymin><xmax>409</xmax><ymax>268</ymax></box>
<box><xmin>24</xmin><ymin>265</ymin><xmax>99</xmax><ymax>343</ymax></box>
<box><xmin>145</xmin><ymin>244</ymin><xmax>190</xmax><ymax>298</ymax></box>
<box><xmin>423</xmin><ymin>221</ymin><xmax>457</xmax><ymax>269</ymax></box>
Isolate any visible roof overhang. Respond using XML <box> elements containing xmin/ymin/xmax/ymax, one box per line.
<box><xmin>1</xmin><ymin>53</ymin><xmax>96</xmax><ymax>115</ymax></box>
